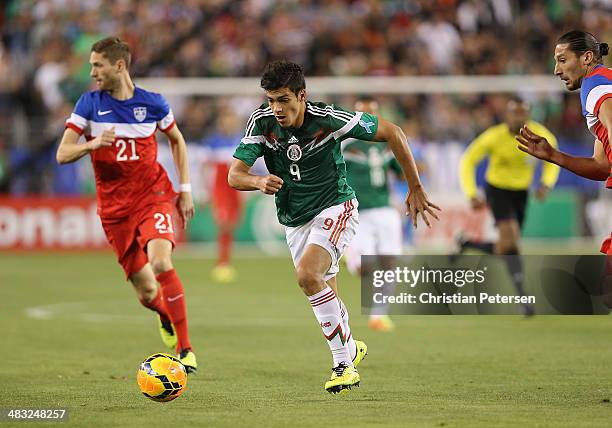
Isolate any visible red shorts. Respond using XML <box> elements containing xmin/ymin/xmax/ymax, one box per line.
<box><xmin>212</xmin><ymin>163</ymin><xmax>242</xmax><ymax>226</ymax></box>
<box><xmin>102</xmin><ymin>201</ymin><xmax>177</xmax><ymax>279</ymax></box>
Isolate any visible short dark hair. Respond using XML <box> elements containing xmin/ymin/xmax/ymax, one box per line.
<box><xmin>91</xmin><ymin>37</ymin><xmax>131</xmax><ymax>68</ymax></box>
<box><xmin>260</xmin><ymin>60</ymin><xmax>305</xmax><ymax>96</ymax></box>
<box><xmin>557</xmin><ymin>30</ymin><xmax>609</xmax><ymax>64</ymax></box>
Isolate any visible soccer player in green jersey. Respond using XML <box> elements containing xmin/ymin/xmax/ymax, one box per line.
<box><xmin>343</xmin><ymin>96</ymin><xmax>406</xmax><ymax>333</ymax></box>
<box><xmin>228</xmin><ymin>61</ymin><xmax>439</xmax><ymax>394</ymax></box>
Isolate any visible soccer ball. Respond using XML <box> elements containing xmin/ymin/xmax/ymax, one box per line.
<box><xmin>137</xmin><ymin>353</ymin><xmax>187</xmax><ymax>402</ymax></box>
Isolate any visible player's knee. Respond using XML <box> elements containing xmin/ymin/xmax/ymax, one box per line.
<box><xmin>149</xmin><ymin>257</ymin><xmax>173</xmax><ymax>276</ymax></box>
<box><xmin>296</xmin><ymin>266</ymin><xmax>324</xmax><ymax>294</ymax></box>
<box><xmin>135</xmin><ymin>282</ymin><xmax>158</xmax><ymax>304</ymax></box>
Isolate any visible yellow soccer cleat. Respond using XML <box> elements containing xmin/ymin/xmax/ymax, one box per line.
<box><xmin>368</xmin><ymin>315</ymin><xmax>395</xmax><ymax>332</ymax></box>
<box><xmin>324</xmin><ymin>362</ymin><xmax>360</xmax><ymax>394</ymax></box>
<box><xmin>158</xmin><ymin>316</ymin><xmax>178</xmax><ymax>350</ymax></box>
<box><xmin>211</xmin><ymin>264</ymin><xmax>237</xmax><ymax>283</ymax></box>
<box><xmin>178</xmin><ymin>349</ymin><xmax>198</xmax><ymax>375</ymax></box>
<box><xmin>352</xmin><ymin>340</ymin><xmax>368</xmax><ymax>368</ymax></box>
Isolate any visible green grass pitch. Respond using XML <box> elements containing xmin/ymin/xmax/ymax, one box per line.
<box><xmin>1</xmin><ymin>251</ymin><xmax>611</xmax><ymax>427</ymax></box>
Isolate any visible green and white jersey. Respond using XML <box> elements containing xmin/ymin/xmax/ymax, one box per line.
<box><xmin>233</xmin><ymin>101</ymin><xmax>379</xmax><ymax>227</ymax></box>
<box><xmin>342</xmin><ymin>139</ymin><xmax>402</xmax><ymax>210</ymax></box>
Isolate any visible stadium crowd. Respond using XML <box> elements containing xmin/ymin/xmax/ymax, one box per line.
<box><xmin>0</xmin><ymin>0</ymin><xmax>610</xmax><ymax>193</ymax></box>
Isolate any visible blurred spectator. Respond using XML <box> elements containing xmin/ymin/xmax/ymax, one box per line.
<box><xmin>1</xmin><ymin>0</ymin><xmax>610</xmax><ymax>194</ymax></box>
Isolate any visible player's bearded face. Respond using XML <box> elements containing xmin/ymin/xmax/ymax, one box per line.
<box><xmin>89</xmin><ymin>52</ymin><xmax>120</xmax><ymax>91</ymax></box>
<box><xmin>554</xmin><ymin>44</ymin><xmax>587</xmax><ymax>91</ymax></box>
<box><xmin>266</xmin><ymin>88</ymin><xmax>306</xmax><ymax>128</ymax></box>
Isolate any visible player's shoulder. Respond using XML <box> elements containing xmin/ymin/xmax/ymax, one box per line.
<box><xmin>72</xmin><ymin>90</ymin><xmax>100</xmax><ymax>117</ymax></box>
<box><xmin>131</xmin><ymin>87</ymin><xmax>168</xmax><ymax>107</ymax></box>
<box><xmin>306</xmin><ymin>101</ymin><xmax>358</xmax><ymax>132</ymax></box>
<box><xmin>247</xmin><ymin>103</ymin><xmax>273</xmax><ymax>119</ymax></box>
<box><xmin>306</xmin><ymin>100</ymin><xmax>356</xmax><ymax>119</ymax></box>
<box><xmin>125</xmin><ymin>87</ymin><xmax>173</xmax><ymax>123</ymax></box>
<box><xmin>244</xmin><ymin>103</ymin><xmax>274</xmax><ymax>135</ymax></box>
<box><xmin>582</xmin><ymin>66</ymin><xmax>612</xmax><ymax>94</ymax></box>
<box><xmin>76</xmin><ymin>90</ymin><xmax>99</xmax><ymax>105</ymax></box>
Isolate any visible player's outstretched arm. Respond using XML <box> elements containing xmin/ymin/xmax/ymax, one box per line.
<box><xmin>56</xmin><ymin>127</ymin><xmax>114</xmax><ymax>164</ymax></box>
<box><xmin>164</xmin><ymin>125</ymin><xmax>194</xmax><ymax>228</ymax></box>
<box><xmin>373</xmin><ymin>118</ymin><xmax>440</xmax><ymax>228</ymax></box>
<box><xmin>516</xmin><ymin>126</ymin><xmax>609</xmax><ymax>181</ymax></box>
<box><xmin>228</xmin><ymin>159</ymin><xmax>283</xmax><ymax>194</ymax></box>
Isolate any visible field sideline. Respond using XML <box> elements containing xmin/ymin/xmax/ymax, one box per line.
<box><xmin>2</xmin><ymin>251</ymin><xmax>612</xmax><ymax>427</ymax></box>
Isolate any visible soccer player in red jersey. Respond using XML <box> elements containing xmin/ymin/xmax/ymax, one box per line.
<box><xmin>516</xmin><ymin>30</ymin><xmax>612</xmax><ymax>306</ymax></box>
<box><xmin>56</xmin><ymin>37</ymin><xmax>198</xmax><ymax>372</ymax></box>
<box><xmin>204</xmin><ymin>106</ymin><xmax>244</xmax><ymax>283</ymax></box>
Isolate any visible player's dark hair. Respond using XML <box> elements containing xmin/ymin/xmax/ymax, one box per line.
<box><xmin>260</xmin><ymin>60</ymin><xmax>305</xmax><ymax>96</ymax></box>
<box><xmin>557</xmin><ymin>30</ymin><xmax>609</xmax><ymax>64</ymax></box>
<box><xmin>91</xmin><ymin>37</ymin><xmax>131</xmax><ymax>68</ymax></box>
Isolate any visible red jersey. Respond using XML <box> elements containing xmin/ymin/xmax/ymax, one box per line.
<box><xmin>581</xmin><ymin>65</ymin><xmax>612</xmax><ymax>188</ymax></box>
<box><xmin>65</xmin><ymin>87</ymin><xmax>177</xmax><ymax>219</ymax></box>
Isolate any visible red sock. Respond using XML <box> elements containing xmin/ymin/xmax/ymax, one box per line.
<box><xmin>218</xmin><ymin>230</ymin><xmax>233</xmax><ymax>265</ymax></box>
<box><xmin>156</xmin><ymin>269</ymin><xmax>192</xmax><ymax>352</ymax></box>
<box><xmin>139</xmin><ymin>289</ymin><xmax>170</xmax><ymax>323</ymax></box>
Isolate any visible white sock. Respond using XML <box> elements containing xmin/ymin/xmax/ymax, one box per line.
<box><xmin>308</xmin><ymin>286</ymin><xmax>353</xmax><ymax>367</ymax></box>
<box><xmin>338</xmin><ymin>298</ymin><xmax>357</xmax><ymax>362</ymax></box>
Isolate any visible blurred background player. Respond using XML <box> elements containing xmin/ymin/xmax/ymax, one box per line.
<box><xmin>343</xmin><ymin>95</ymin><xmax>406</xmax><ymax>332</ymax></box>
<box><xmin>56</xmin><ymin>37</ymin><xmax>197</xmax><ymax>372</ymax></box>
<box><xmin>517</xmin><ymin>30</ymin><xmax>612</xmax><ymax>306</ymax></box>
<box><xmin>202</xmin><ymin>104</ymin><xmax>244</xmax><ymax>283</ymax></box>
<box><xmin>458</xmin><ymin>96</ymin><xmax>560</xmax><ymax>315</ymax></box>
<box><xmin>229</xmin><ymin>61</ymin><xmax>439</xmax><ymax>394</ymax></box>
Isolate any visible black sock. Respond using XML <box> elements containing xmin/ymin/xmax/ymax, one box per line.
<box><xmin>503</xmin><ymin>251</ymin><xmax>526</xmax><ymax>297</ymax></box>
<box><xmin>463</xmin><ymin>240</ymin><xmax>495</xmax><ymax>254</ymax></box>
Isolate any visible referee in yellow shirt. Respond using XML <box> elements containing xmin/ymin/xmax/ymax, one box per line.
<box><xmin>458</xmin><ymin>96</ymin><xmax>560</xmax><ymax>315</ymax></box>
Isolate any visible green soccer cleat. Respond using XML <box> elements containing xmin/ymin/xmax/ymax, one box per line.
<box><xmin>352</xmin><ymin>340</ymin><xmax>368</xmax><ymax>368</ymax></box>
<box><xmin>324</xmin><ymin>362</ymin><xmax>360</xmax><ymax>394</ymax></box>
<box><xmin>178</xmin><ymin>349</ymin><xmax>198</xmax><ymax>374</ymax></box>
<box><xmin>158</xmin><ymin>316</ymin><xmax>177</xmax><ymax>350</ymax></box>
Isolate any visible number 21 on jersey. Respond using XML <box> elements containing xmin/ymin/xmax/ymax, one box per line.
<box><xmin>154</xmin><ymin>213</ymin><xmax>174</xmax><ymax>234</ymax></box>
<box><xmin>116</xmin><ymin>139</ymin><xmax>140</xmax><ymax>161</ymax></box>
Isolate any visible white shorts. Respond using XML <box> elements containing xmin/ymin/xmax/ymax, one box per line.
<box><xmin>345</xmin><ymin>206</ymin><xmax>403</xmax><ymax>275</ymax></box>
<box><xmin>285</xmin><ymin>199</ymin><xmax>359</xmax><ymax>281</ymax></box>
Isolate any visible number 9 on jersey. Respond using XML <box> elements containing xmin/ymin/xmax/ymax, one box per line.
<box><xmin>289</xmin><ymin>163</ymin><xmax>301</xmax><ymax>181</ymax></box>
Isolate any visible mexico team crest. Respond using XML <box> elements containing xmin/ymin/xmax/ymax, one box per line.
<box><xmin>287</xmin><ymin>144</ymin><xmax>302</xmax><ymax>161</ymax></box>
<box><xmin>133</xmin><ymin>107</ymin><xmax>147</xmax><ymax>122</ymax></box>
